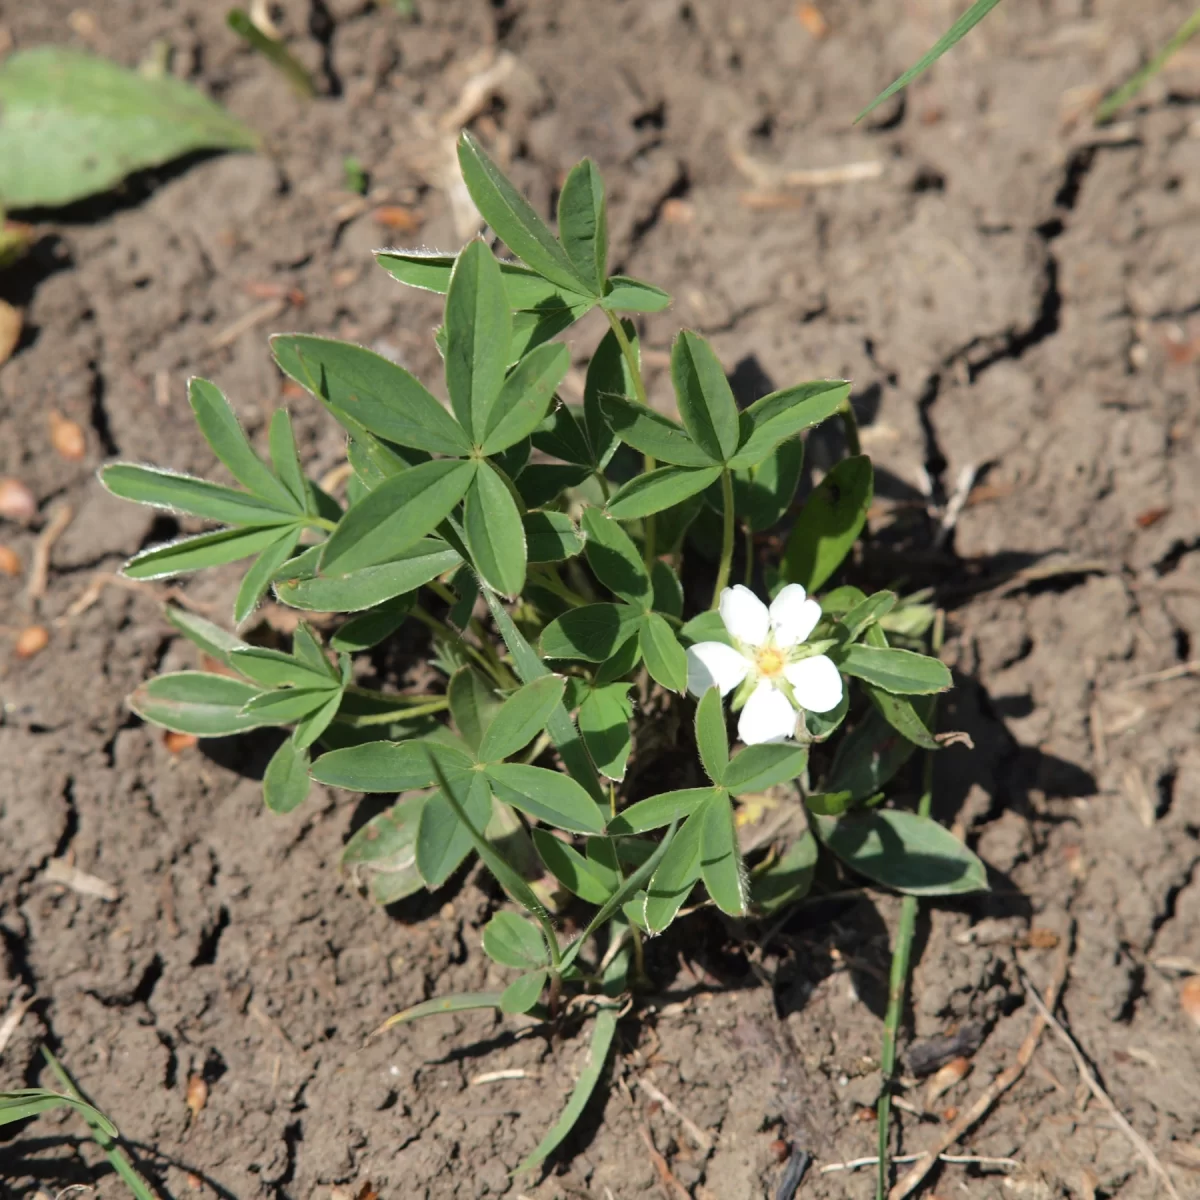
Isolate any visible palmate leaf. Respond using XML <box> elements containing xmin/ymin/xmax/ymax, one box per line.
<box><xmin>577</xmin><ymin>684</ymin><xmax>633</xmax><ymax>782</ymax></box>
<box><xmin>584</xmin><ymin>322</ymin><xmax>637</xmax><ymax>470</ymax></box>
<box><xmin>834</xmin><ymin>644</ymin><xmax>952</xmax><ymax>695</ymax></box>
<box><xmin>671</xmin><ymin>331</ymin><xmax>740</xmax><ymax>463</ymax></box>
<box><xmin>477</xmin><ymin>676</ymin><xmax>566</xmax><ymax>763</ymax></box>
<box><xmin>101</xmin><ymin>464</ymin><xmax>297</xmax><ymax>528</ymax></box>
<box><xmin>700</xmin><ymin>792</ymin><xmax>748</xmax><ymax>917</ymax></box>
<box><xmin>463</xmin><ymin>462</ymin><xmax>526</xmax><ymax>596</ymax></box>
<box><xmin>525</xmin><ymin>511</ymin><xmax>585</xmax><ymax>563</ymax></box>
<box><xmin>532</xmin><ymin>828</ymin><xmax>616</xmax><ymax>905</ymax></box>
<box><xmin>482</xmin><ymin>911</ymin><xmax>549</xmax><ymax>970</ymax></box>
<box><xmin>233</xmin><ymin>525</ymin><xmax>302</xmax><ymax>625</ymax></box>
<box><xmin>263</xmin><ymin>736</ymin><xmax>312</xmax><ymax>814</ymax></box>
<box><xmin>417</xmin><ymin>776</ymin><xmax>493</xmax><ymax>887</ymax></box>
<box><xmin>485</xmin><ymin>763</ymin><xmax>607</xmax><ymax>835</ymax></box>
<box><xmin>728</xmin><ymin>379</ymin><xmax>849</xmax><ymax>470</ymax></box>
<box><xmin>606</xmin><ymin>464</ymin><xmax>723</xmax><ymax>521</ymax></box>
<box><xmin>582</xmin><ymin>507</ymin><xmax>651</xmax><ymax>608</ymax></box>
<box><xmin>600</xmin><ymin>393</ymin><xmax>713</xmax><ymax>468</ymax></box>
<box><xmin>121</xmin><ymin>524</ymin><xmax>294</xmax><ymax>581</ymax></box>
<box><xmin>341</xmin><ymin>794</ymin><xmax>426</xmax><ymax>906</ymax></box>
<box><xmin>601</xmin><ymin>277</ymin><xmax>671</xmax><ymax>313</ymax></box>
<box><xmin>557</xmin><ymin>157</ymin><xmax>608</xmax><ymax>295</ymax></box>
<box><xmin>128</xmin><ymin>671</ymin><xmax>270</xmax><ymax>737</ymax></box>
<box><xmin>638</xmin><ymin>613</ymin><xmax>687</xmax><ymax>694</ymax></box>
<box><xmin>482</xmin><ymin>342</ymin><xmax>570</xmax><ymax>455</ymax></box>
<box><xmin>540</xmin><ymin>602</ymin><xmax>645</xmax><ymax>663</ymax></box>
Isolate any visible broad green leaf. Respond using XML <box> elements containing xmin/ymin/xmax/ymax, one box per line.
<box><xmin>376</xmin><ymin>251</ymin><xmax>586</xmax><ymax>308</ymax></box>
<box><xmin>834</xmin><ymin>644</ymin><xmax>951</xmax><ymax>695</ymax></box>
<box><xmin>230</xmin><ymin>646</ymin><xmax>333</xmax><ymax>690</ymax></box>
<box><xmin>532</xmin><ymin>401</ymin><xmax>594</xmax><ymax>466</ymax></box>
<box><xmin>601</xmin><ymin>276</ymin><xmax>671</xmax><ymax>313</ymax></box>
<box><xmin>188</xmin><ymin>378</ymin><xmax>297</xmax><ymax>511</ymax></box>
<box><xmin>457</xmin><ymin>130</ymin><xmax>589</xmax><ymax>294</ymax></box>
<box><xmin>608</xmin><ymin>787</ymin><xmax>717</xmax><ymax>834</ymax></box>
<box><xmin>500</xmin><ymin>969</ymin><xmax>548</xmax><ymax>1014</ymax></box>
<box><xmin>600</xmin><ymin>393</ymin><xmax>714</xmax><ymax>467</ymax></box>
<box><xmin>121</xmin><ymin>524</ymin><xmax>291</xmax><ymax>581</ymax></box>
<box><xmin>276</xmin><ymin>538</ymin><xmax>462</xmax><ymax>612</ymax></box>
<box><xmin>584</xmin><ymin>323</ymin><xmax>636</xmax><ymax>470</ymax></box>
<box><xmin>515</xmin><ymin>463</ymin><xmax>592</xmax><ymax>508</ymax></box>
<box><xmin>694</xmin><ymin>687</ymin><xmax>728</xmax><ymax>785</ymax></box>
<box><xmin>345</xmin><ymin>430</ymin><xmax>415</xmax><ymax>490</ymax></box>
<box><xmin>321</xmin><ymin>459</ymin><xmax>475</xmax><ymax>575</ymax></box>
<box><xmin>128</xmin><ymin>671</ymin><xmax>270</xmax><ymax>737</ymax></box>
<box><xmin>639</xmin><ymin>612</ymin><xmax>687</xmax><ymax>693</ymax></box>
<box><xmin>582</xmin><ymin>507</ymin><xmax>651</xmax><ymax>608</ymax></box>
<box><xmin>865</xmin><ymin>684</ymin><xmax>941</xmax><ymax>751</ymax></box>
<box><xmin>270</xmin><ymin>334</ymin><xmax>471</xmax><ymax>457</ymax></box>
<box><xmin>607</xmin><ymin>464</ymin><xmax>722</xmax><ymax>520</ymax></box>
<box><xmin>341</xmin><ymin>794</ymin><xmax>426</xmax><ymax>905</ymax></box>
<box><xmin>671</xmin><ymin>331</ymin><xmax>739</xmax><ymax>462</ymax></box>
<box><xmin>679</xmin><ymin>608</ymin><xmax>729</xmax><ymax>647</ymax></box>
<box><xmin>463</xmin><ymin>461</ymin><xmax>526</xmax><ymax>596</ymax></box>
<box><xmin>840</xmin><ymin>590</ymin><xmax>897</xmax><ymax>643</ymax></box>
<box><xmin>651</xmin><ymin>560</ymin><xmax>684</xmax><ymax>618</ymax></box>
<box><xmin>813</xmin><ymin>809</ymin><xmax>988</xmax><ymax>895</ymax></box>
<box><xmin>291</xmin><ymin>623</ymin><xmax>333</xmax><ymax>677</ymax></box>
<box><xmin>532</xmin><ymin>828</ymin><xmax>615</xmax><ymax>905</ymax></box>
<box><xmin>856</xmin><ymin>0</ymin><xmax>1004</xmax><ymax>122</ymax></box>
<box><xmin>577</xmin><ymin>684</ymin><xmax>633</xmax><ymax>782</ymax></box>
<box><xmin>540</xmin><ymin>602</ymin><xmax>644</xmax><ymax>662</ymax></box>
<box><xmin>728</xmin><ymin>380</ymin><xmax>849</xmax><ymax>470</ymax></box>
<box><xmin>416</xmin><ymin>774</ymin><xmax>493</xmax><ymax>887</ymax></box>
<box><xmin>805</xmin><ymin>790</ymin><xmax>854</xmax><ymax>816</ymax></box>
<box><xmin>269</xmin><ymin>408</ymin><xmax>308</xmax><ymax>509</ymax></box>
<box><xmin>725</xmin><ymin>742</ymin><xmax>809</xmax><ymax>794</ymax></box>
<box><xmin>821</xmin><ymin>584</ymin><xmax>869</xmax><ymax>615</ymax></box>
<box><xmin>485</xmin><ymin>763</ymin><xmax>607</xmax><ymax>834</ymax></box>
<box><xmin>290</xmin><ymin>688</ymin><xmax>343</xmax><ymax>749</ymax></box>
<box><xmin>782</xmin><ymin>454</ymin><xmax>873</xmax><ymax>592</ymax></box>
<box><xmin>514</xmin><ymin>1009</ymin><xmax>618</xmax><ymax>1174</ymax></box>
<box><xmin>594</xmin><ymin>633</ymin><xmax>642</xmax><ymax>684</ymax></box>
<box><xmin>263</xmin><ymin>736</ymin><xmax>312</xmax><ymax>813</ymax></box>
<box><xmin>478</xmin><ymin>676</ymin><xmax>566</xmax><ymax>763</ymax></box>
<box><xmin>805</xmin><ymin>688</ymin><xmax>849</xmax><ymax>740</ymax></box>
<box><xmin>700</xmin><ymin>794</ymin><xmax>748</xmax><ymax>916</ymax></box>
<box><xmin>241</xmin><ymin>686</ymin><xmax>338</xmax><ymax>724</ymax></box>
<box><xmin>0</xmin><ymin>48</ymin><xmax>257</xmax><ymax>207</ymax></box>
<box><xmin>447</xmin><ymin>563</ymin><xmax>479</xmax><ymax>629</ymax></box>
<box><xmin>482</xmin><ymin>342</ymin><xmax>570</xmax><ymax>454</ymax></box>
<box><xmin>376</xmin><ymin>991</ymin><xmax>508</xmax><ymax>1033</ymax></box>
<box><xmin>233</xmin><ymin>526</ymin><xmax>302</xmax><ymax>625</ymax></box>
<box><xmin>732</xmin><ymin>437</ymin><xmax>804</xmax><ymax>533</ymax></box>
<box><xmin>557</xmin><ymin>157</ymin><xmax>607</xmax><ymax>294</ymax></box>
<box><xmin>165</xmin><ymin>607</ymin><xmax>249</xmax><ymax>668</ymax></box>
<box><xmin>482</xmin><ymin>911</ymin><xmax>548</xmax><ymax>970</ymax></box>
<box><xmin>643</xmin><ymin>804</ymin><xmax>706</xmax><ymax>933</ymax></box>
<box><xmin>330</xmin><ymin>595</ymin><xmax>413</xmax><ymax>652</ymax></box>
<box><xmin>448</xmin><ymin>666</ymin><xmax>501</xmax><ymax>753</ymax></box>
<box><xmin>753</xmin><ymin>830</ymin><xmax>818</xmax><ymax>914</ymax></box>
<box><xmin>827</xmin><ymin>702</ymin><xmax>932</xmax><ymax>800</ymax></box>
<box><xmin>102</xmin><ymin>464</ymin><xmax>296</xmax><ymax>527</ymax></box>
<box><xmin>313</xmin><ymin>737</ymin><xmax>473</xmax><ymax>793</ymax></box>
<box><xmin>525</xmin><ymin>511</ymin><xmax>585</xmax><ymax>563</ymax></box>
<box><xmin>445</xmin><ymin>239</ymin><xmax>511</xmax><ymax>441</ymax></box>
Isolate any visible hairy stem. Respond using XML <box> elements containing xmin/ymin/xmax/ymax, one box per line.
<box><xmin>711</xmin><ymin>468</ymin><xmax>736</xmax><ymax>608</ymax></box>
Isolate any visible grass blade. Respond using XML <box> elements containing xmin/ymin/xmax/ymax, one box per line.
<box><xmin>374</xmin><ymin>991</ymin><xmax>507</xmax><ymax>1036</ymax></box>
<box><xmin>226</xmin><ymin>10</ymin><xmax>316</xmax><ymax>98</ymax></box>
<box><xmin>1096</xmin><ymin>5</ymin><xmax>1200</xmax><ymax>123</ymax></box>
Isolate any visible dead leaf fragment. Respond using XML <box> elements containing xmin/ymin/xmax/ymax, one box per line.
<box><xmin>0</xmin><ymin>299</ymin><xmax>21</xmax><ymax>366</ymax></box>
<box><xmin>373</xmin><ymin>205</ymin><xmax>424</xmax><ymax>233</ymax></box>
<box><xmin>186</xmin><ymin>1073</ymin><xmax>208</xmax><ymax>1119</ymax></box>
<box><xmin>0</xmin><ymin>477</ymin><xmax>36</xmax><ymax>522</ymax></box>
<box><xmin>1181</xmin><ymin>976</ymin><xmax>1200</xmax><ymax>1029</ymax></box>
<box><xmin>0</xmin><ymin>545</ymin><xmax>20</xmax><ymax>576</ymax></box>
<box><xmin>15</xmin><ymin>624</ymin><xmax>49</xmax><ymax>658</ymax></box>
<box><xmin>795</xmin><ymin>2</ymin><xmax>829</xmax><ymax>38</ymax></box>
<box><xmin>925</xmin><ymin>1055</ymin><xmax>971</xmax><ymax>1106</ymax></box>
<box><xmin>49</xmin><ymin>411</ymin><xmax>87</xmax><ymax>461</ymax></box>
<box><xmin>164</xmin><ymin>730</ymin><xmax>199</xmax><ymax>754</ymax></box>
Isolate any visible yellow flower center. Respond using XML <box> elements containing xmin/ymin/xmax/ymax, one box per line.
<box><xmin>755</xmin><ymin>645</ymin><xmax>786</xmax><ymax>678</ymax></box>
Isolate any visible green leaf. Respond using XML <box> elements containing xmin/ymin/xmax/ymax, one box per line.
<box><xmin>312</xmin><ymin>739</ymin><xmax>474</xmax><ymax>793</ymax></box>
<box><xmin>375</xmin><ymin>251</ymin><xmax>569</xmax><ymax>306</ymax></box>
<box><xmin>525</xmin><ymin>511</ymin><xmax>585</xmax><ymax>563</ymax></box>
<box><xmin>482</xmin><ymin>911</ymin><xmax>549</xmax><ymax>970</ymax></box>
<box><xmin>263</xmin><ymin>736</ymin><xmax>312</xmax><ymax>813</ymax></box>
<box><xmin>532</xmin><ymin>828</ymin><xmax>615</xmax><ymax>904</ymax></box>
<box><xmin>782</xmin><ymin>454</ymin><xmax>873</xmax><ymax>592</ymax></box>
<box><xmin>856</xmin><ymin>0</ymin><xmax>1004</xmax><ymax>122</ymax></box>
<box><xmin>827</xmin><ymin>703</ymin><xmax>932</xmax><ymax>801</ymax></box>
<box><xmin>594</xmin><ymin>633</ymin><xmax>642</xmax><ymax>684</ymax></box>
<box><xmin>651</xmin><ymin>560</ymin><xmax>684</xmax><ymax>618</ymax></box>
<box><xmin>643</xmin><ymin>804</ymin><xmax>706</xmax><ymax>933</ymax></box>
<box><xmin>639</xmin><ymin>612</ymin><xmax>687</xmax><ymax>693</ymax></box>
<box><xmin>187</xmin><ymin>378</ymin><xmax>298</xmax><ymax>511</ymax></box>
<box><xmin>601</xmin><ymin>276</ymin><xmax>671</xmax><ymax>313</ymax></box>
<box><xmin>728</xmin><ymin>380</ymin><xmax>849</xmax><ymax>470</ymax></box>
<box><xmin>376</xmin><ymin>991</ymin><xmax>508</xmax><ymax>1033</ymax></box>
<box><xmin>485</xmin><ymin>763</ymin><xmax>607</xmax><ymax>834</ymax></box>
<box><xmin>445</xmin><ymin>239</ymin><xmax>511</xmax><ymax>442</ymax></box>
<box><xmin>241</xmin><ymin>686</ymin><xmax>338</xmax><ymax>725</ymax></box>
<box><xmin>341</xmin><ymin>794</ymin><xmax>426</xmax><ymax>905</ymax></box>
<box><xmin>500</xmin><ymin>969</ymin><xmax>548</xmax><ymax>1015</ymax></box>
<box><xmin>229</xmin><ymin>646</ymin><xmax>332</xmax><ymax>690</ymax></box>
<box><xmin>753</xmin><ymin>831</ymin><xmax>818</xmax><ymax>914</ymax></box>
<box><xmin>128</xmin><ymin>671</ymin><xmax>270</xmax><ymax>737</ymax></box>
<box><xmin>608</xmin><ymin>787</ymin><xmax>717</xmax><ymax>834</ymax></box>
<box><xmin>457</xmin><ymin>130</ymin><xmax>590</xmax><ymax>294</ymax></box>
<box><xmin>805</xmin><ymin>688</ymin><xmax>849</xmax><ymax>740</ymax></box>
<box><xmin>584</xmin><ymin>323</ymin><xmax>636</xmax><ymax>470</ymax></box>
<box><xmin>227</xmin><ymin>9</ymin><xmax>316</xmax><ymax>97</ymax></box>
<box><xmin>694</xmin><ymin>687</ymin><xmax>729</xmax><ymax>785</ymax></box>
<box><xmin>578</xmin><ymin>684</ymin><xmax>633</xmax><ymax>782</ymax></box>
<box><xmin>102</xmin><ymin>464</ymin><xmax>296</xmax><ymax>527</ymax></box>
<box><xmin>121</xmin><ymin>524</ymin><xmax>292</xmax><ymax>581</ymax></box>
<box><xmin>448</xmin><ymin>667</ymin><xmax>501</xmax><ymax>753</ymax></box>
<box><xmin>482</xmin><ymin>342</ymin><xmax>570</xmax><ymax>455</ymax></box>
<box><xmin>700</xmin><ymin>793</ymin><xmax>748</xmax><ymax>916</ymax></box>
<box><xmin>165</xmin><ymin>607</ymin><xmax>249</xmax><ymax>668</ymax></box>
<box><xmin>1097</xmin><ymin>6</ymin><xmax>1200</xmax><ymax>123</ymax></box>
<box><xmin>607</xmin><ymin>464</ymin><xmax>722</xmax><ymax>521</ymax></box>
<box><xmin>0</xmin><ymin>1089</ymin><xmax>118</xmax><ymax>1134</ymax></box>
<box><xmin>270</xmin><ymin>334</ymin><xmax>471</xmax><ymax>457</ymax></box>
<box><xmin>532</xmin><ymin>401</ymin><xmax>594</xmax><ymax>465</ymax></box>
<box><xmin>805</xmin><ymin>790</ymin><xmax>854</xmax><ymax>816</ymax></box>
<box><xmin>515</xmin><ymin>465</ymin><xmax>590</xmax><ymax>511</ymax></box>
<box><xmin>463</xmin><ymin>462</ymin><xmax>526</xmax><ymax>596</ymax></box>
<box><xmin>813</xmin><ymin>809</ymin><xmax>988</xmax><ymax>895</ymax></box>
<box><xmin>540</xmin><ymin>602</ymin><xmax>644</xmax><ymax>663</ymax></box>
<box><xmin>865</xmin><ymin>685</ymin><xmax>941</xmax><ymax>751</ymax></box>
<box><xmin>330</xmin><ymin>595</ymin><xmax>413</xmax><ymax>652</ymax></box>
<box><xmin>276</xmin><ymin>538</ymin><xmax>462</xmax><ymax>612</ymax></box>
<box><xmin>514</xmin><ymin>1009</ymin><xmax>618</xmax><ymax>1174</ymax></box>
<box><xmin>416</xmin><ymin>775</ymin><xmax>493</xmax><ymax>887</ymax></box>
<box><xmin>731</xmin><ymin>437</ymin><xmax>805</xmax><ymax>533</ymax></box>
<box><xmin>0</xmin><ymin>48</ymin><xmax>257</xmax><ymax>207</ymax></box>
<box><xmin>320</xmin><ymin>459</ymin><xmax>475</xmax><ymax>576</ymax></box>
<box><xmin>233</xmin><ymin>526</ymin><xmax>302</xmax><ymax>625</ymax></box>
<box><xmin>840</xmin><ymin>590</ymin><xmax>898</xmax><ymax>643</ymax></box>
<box><xmin>679</xmin><ymin>608</ymin><xmax>729</xmax><ymax>647</ymax></box>
<box><xmin>671</xmin><ymin>331</ymin><xmax>739</xmax><ymax>463</ymax></box>
<box><xmin>291</xmin><ymin>689</ymin><xmax>343</xmax><ymax>749</ymax></box>
<box><xmin>724</xmin><ymin>742</ymin><xmax>808</xmax><ymax>794</ymax></box>
<box><xmin>600</xmin><ymin>393</ymin><xmax>714</xmax><ymax>467</ymax></box>
<box><xmin>478</xmin><ymin>676</ymin><xmax>566</xmax><ymax>763</ymax></box>
<box><xmin>268</xmin><ymin>408</ymin><xmax>308</xmax><ymax>509</ymax></box>
<box><xmin>835</xmin><ymin>644</ymin><xmax>952</xmax><ymax>695</ymax></box>
<box><xmin>557</xmin><ymin>157</ymin><xmax>608</xmax><ymax>294</ymax></box>
<box><xmin>582</xmin><ymin>507</ymin><xmax>651</xmax><ymax>608</ymax></box>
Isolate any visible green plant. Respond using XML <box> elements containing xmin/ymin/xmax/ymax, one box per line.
<box><xmin>100</xmin><ymin>131</ymin><xmax>985</xmax><ymax>1171</ymax></box>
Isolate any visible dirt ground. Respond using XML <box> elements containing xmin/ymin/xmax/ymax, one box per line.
<box><xmin>2</xmin><ymin>1</ymin><xmax>1200</xmax><ymax>1197</ymax></box>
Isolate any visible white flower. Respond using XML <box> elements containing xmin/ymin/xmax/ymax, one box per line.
<box><xmin>686</xmin><ymin>584</ymin><xmax>843</xmax><ymax>745</ymax></box>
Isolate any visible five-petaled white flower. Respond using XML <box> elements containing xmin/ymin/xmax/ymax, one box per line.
<box><xmin>686</xmin><ymin>584</ymin><xmax>843</xmax><ymax>746</ymax></box>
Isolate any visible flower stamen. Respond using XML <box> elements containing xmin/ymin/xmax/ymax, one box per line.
<box><xmin>754</xmin><ymin>645</ymin><xmax>786</xmax><ymax>678</ymax></box>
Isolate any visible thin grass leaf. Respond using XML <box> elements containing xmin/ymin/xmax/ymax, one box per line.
<box><xmin>0</xmin><ymin>1089</ymin><xmax>116</xmax><ymax>1134</ymax></box>
<box><xmin>374</xmin><ymin>991</ymin><xmax>508</xmax><ymax>1035</ymax></box>
<box><xmin>226</xmin><ymin>9</ymin><xmax>316</xmax><ymax>98</ymax></box>
<box><xmin>1096</xmin><ymin>5</ymin><xmax>1200</xmax><ymax>123</ymax></box>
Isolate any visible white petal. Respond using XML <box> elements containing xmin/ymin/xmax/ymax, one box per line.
<box><xmin>686</xmin><ymin>642</ymin><xmax>751</xmax><ymax>697</ymax></box>
<box><xmin>783</xmin><ymin>655</ymin><xmax>843</xmax><ymax>713</ymax></box>
<box><xmin>737</xmin><ymin>680</ymin><xmax>797</xmax><ymax>745</ymax></box>
<box><xmin>719</xmin><ymin>585</ymin><xmax>770</xmax><ymax>647</ymax></box>
<box><xmin>770</xmin><ymin>583</ymin><xmax>822</xmax><ymax>648</ymax></box>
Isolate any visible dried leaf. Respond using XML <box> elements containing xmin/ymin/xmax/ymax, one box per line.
<box><xmin>15</xmin><ymin>625</ymin><xmax>49</xmax><ymax>658</ymax></box>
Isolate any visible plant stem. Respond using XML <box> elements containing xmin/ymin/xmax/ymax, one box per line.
<box><xmin>876</xmin><ymin>610</ymin><xmax>944</xmax><ymax>1198</ymax></box>
<box><xmin>743</xmin><ymin>523</ymin><xmax>754</xmax><ymax>587</ymax></box>
<box><xmin>531</xmin><ymin>565</ymin><xmax>589</xmax><ymax>608</ymax></box>
<box><xmin>342</xmin><ymin>697</ymin><xmax>449</xmax><ymax>726</ymax></box>
<box><xmin>711</xmin><ymin>468</ymin><xmax>736</xmax><ymax>608</ymax></box>
<box><xmin>307</xmin><ymin>516</ymin><xmax>338</xmax><ymax>533</ymax></box>
<box><xmin>839</xmin><ymin>400</ymin><xmax>862</xmax><ymax>457</ymax></box>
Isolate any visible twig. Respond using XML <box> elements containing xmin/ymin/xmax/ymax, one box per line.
<box><xmin>207</xmin><ymin>297</ymin><xmax>288</xmax><ymax>350</ymax></box>
<box><xmin>25</xmin><ymin>502</ymin><xmax>74</xmax><ymax>612</ymax></box>
<box><xmin>822</xmin><ymin>1152</ymin><xmax>1021</xmax><ymax>1174</ymax></box>
<box><xmin>888</xmin><ymin>924</ymin><xmax>1072</xmax><ymax>1200</ymax></box>
<box><xmin>637</xmin><ymin>1075</ymin><xmax>713</xmax><ymax>1152</ymax></box>
<box><xmin>55</xmin><ymin>572</ymin><xmax>221</xmax><ymax>626</ymax></box>
<box><xmin>728</xmin><ymin>136</ymin><xmax>883</xmax><ymax>188</ymax></box>
<box><xmin>639</xmin><ymin>1125</ymin><xmax>690</xmax><ymax>1200</ymax></box>
<box><xmin>44</xmin><ymin>858</ymin><xmax>119</xmax><ymax>902</ymax></box>
<box><xmin>1115</xmin><ymin>659</ymin><xmax>1200</xmax><ymax>691</ymax></box>
<box><xmin>470</xmin><ymin>1069</ymin><xmax>529</xmax><ymax>1085</ymax></box>
<box><xmin>1019</xmin><ymin>971</ymin><xmax>1182</xmax><ymax>1200</ymax></box>
<box><xmin>0</xmin><ymin>990</ymin><xmax>36</xmax><ymax>1057</ymax></box>
<box><xmin>933</xmin><ymin>463</ymin><xmax>978</xmax><ymax>550</ymax></box>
